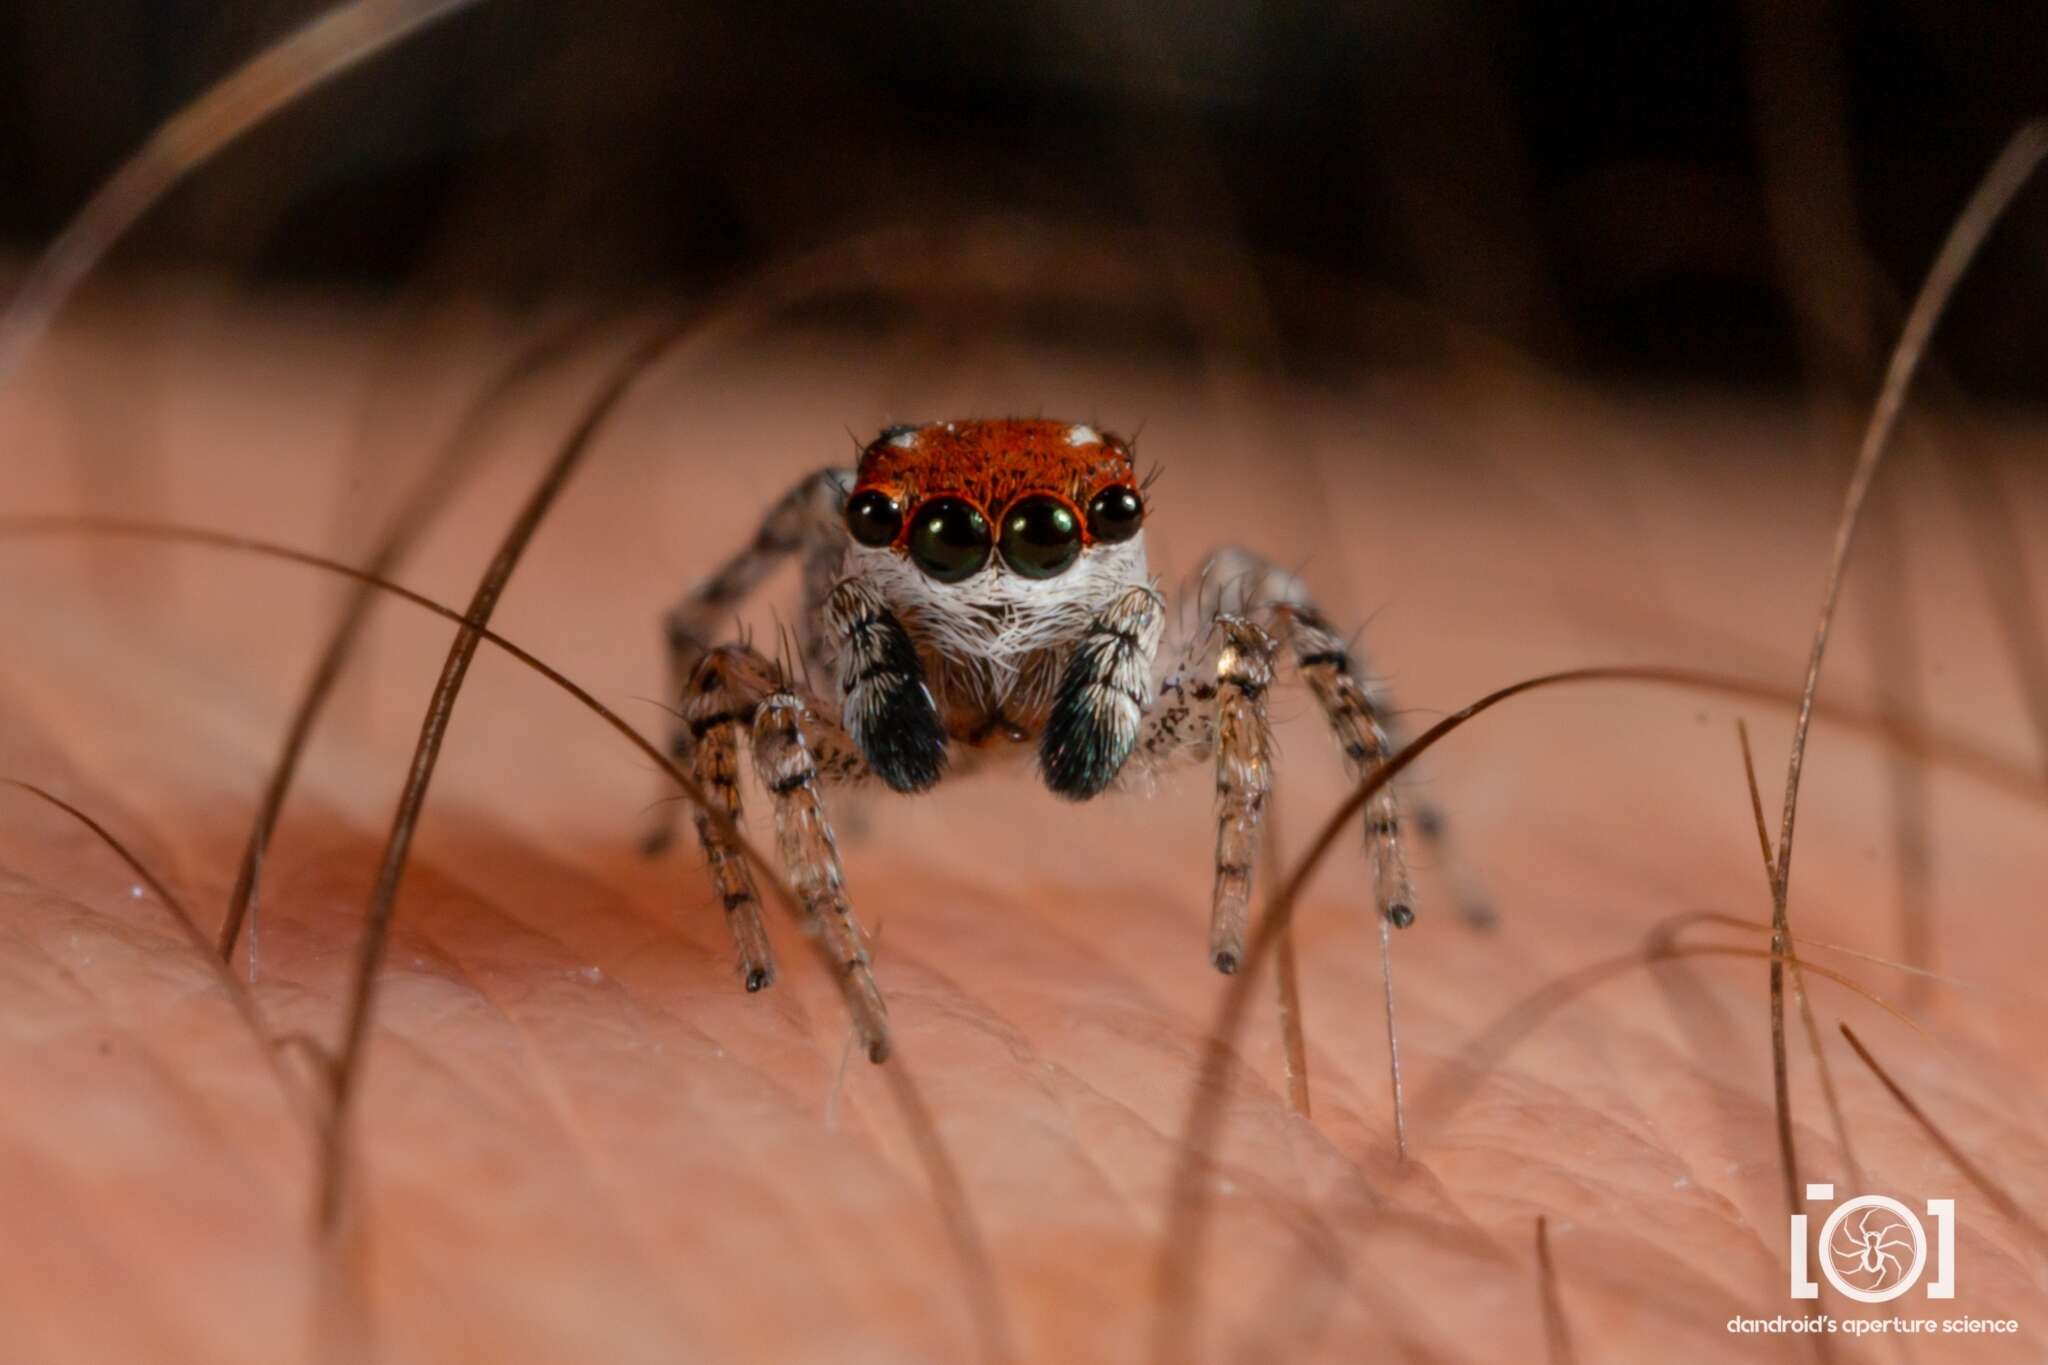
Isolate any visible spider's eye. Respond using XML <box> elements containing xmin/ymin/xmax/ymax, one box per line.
<box><xmin>999</xmin><ymin>495</ymin><xmax>1082</xmax><ymax>579</ymax></box>
<box><xmin>908</xmin><ymin>497</ymin><xmax>991</xmax><ymax>582</ymax></box>
<box><xmin>845</xmin><ymin>489</ymin><xmax>902</xmax><ymax>547</ymax></box>
<box><xmin>1086</xmin><ymin>484</ymin><xmax>1144</xmax><ymax>543</ymax></box>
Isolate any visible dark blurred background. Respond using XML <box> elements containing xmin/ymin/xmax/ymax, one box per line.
<box><xmin>2</xmin><ymin>0</ymin><xmax>2043</xmax><ymax>396</ymax></box>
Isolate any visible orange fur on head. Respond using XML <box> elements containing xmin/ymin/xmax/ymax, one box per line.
<box><xmin>854</xmin><ymin>419</ymin><xmax>1135</xmax><ymax>542</ymax></box>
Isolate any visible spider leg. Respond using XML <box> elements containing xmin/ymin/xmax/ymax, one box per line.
<box><xmin>1191</xmin><ymin>546</ymin><xmax>1488</xmax><ymax>930</ymax></box>
<box><xmin>1273</xmin><ymin>603</ymin><xmax>1417</xmax><ymax>930</ymax></box>
<box><xmin>679</xmin><ymin>644</ymin><xmax>779</xmax><ymax>990</ymax></box>
<box><xmin>1210</xmin><ymin>553</ymin><xmax>1415</xmax><ymax>920</ymax></box>
<box><xmin>752</xmin><ymin>685</ymin><xmax>889</xmax><ymax>1060</ymax></box>
<box><xmin>1207</xmin><ymin>616</ymin><xmax>1279</xmax><ymax>973</ymax></box>
<box><xmin>1040</xmin><ymin>583</ymin><xmax>1289</xmax><ymax>974</ymax></box>
<box><xmin>645</xmin><ymin>466</ymin><xmax>850</xmax><ymax>855</ymax></box>
<box><xmin>677</xmin><ymin>640</ymin><xmax>889</xmax><ymax>1032</ymax></box>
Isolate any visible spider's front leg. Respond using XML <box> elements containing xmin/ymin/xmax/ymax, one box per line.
<box><xmin>646</xmin><ymin>467</ymin><xmax>849</xmax><ymax>855</ymax></box>
<box><xmin>1130</xmin><ymin>610</ymin><xmax>1282</xmax><ymax>971</ymax></box>
<box><xmin>1041</xmin><ymin>584</ymin><xmax>1275</xmax><ymax>972</ymax></box>
<box><xmin>1198</xmin><ymin>548</ymin><xmax>1427</xmax><ymax>932</ymax></box>
<box><xmin>751</xmin><ymin>687</ymin><xmax>889</xmax><ymax>1060</ymax></box>
<box><xmin>1205</xmin><ymin>617</ymin><xmax>1280</xmax><ymax>972</ymax></box>
<box><xmin>1272</xmin><ymin>603</ymin><xmax>1417</xmax><ymax>929</ymax></box>
<box><xmin>679</xmin><ymin>644</ymin><xmax>778</xmax><ymax>990</ymax></box>
<box><xmin>677</xmin><ymin>643</ymin><xmax>890</xmax><ymax>1058</ymax></box>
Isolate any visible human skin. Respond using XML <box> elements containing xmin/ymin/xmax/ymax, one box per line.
<box><xmin>1</xmin><ymin>293</ymin><xmax>2044</xmax><ymax>1363</ymax></box>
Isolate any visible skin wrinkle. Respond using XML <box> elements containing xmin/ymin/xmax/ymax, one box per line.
<box><xmin>902</xmin><ymin>930</ymin><xmax>1351</xmax><ymax>1255</ymax></box>
<box><xmin>452</xmin><ymin>873</ymin><xmax>818</xmax><ymax>1069</ymax></box>
<box><xmin>397</xmin><ymin>914</ymin><xmax>762</xmax><ymax>1336</ymax></box>
<box><xmin>930</xmin><ymin>1010</ymin><xmax>1160</xmax><ymax>1240</ymax></box>
<box><xmin>1284</xmin><ymin>951</ymin><xmax>1877</xmax><ymax>1343</ymax></box>
<box><xmin>0</xmin><ymin>1143</ymin><xmax>212</xmax><ymax>1365</ymax></box>
<box><xmin>7</xmin><ymin>899</ymin><xmax>275</xmax><ymax>1181</ymax></box>
<box><xmin>0</xmin><ymin>935</ymin><xmax>301</xmax><ymax>1365</ymax></box>
<box><xmin>974</xmin><ymin>916</ymin><xmax>1343</xmax><ymax>1236</ymax></box>
<box><xmin>417</xmin><ymin>826</ymin><xmax>1004</xmax><ymax>1326</ymax></box>
<box><xmin>396</xmin><ymin>840</ymin><xmax>915</xmax><ymax>1286</ymax></box>
<box><xmin>879</xmin><ymin>942</ymin><xmax>1470</xmax><ymax>1342</ymax></box>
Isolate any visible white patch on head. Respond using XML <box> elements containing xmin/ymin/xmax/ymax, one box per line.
<box><xmin>887</xmin><ymin>428</ymin><xmax>919</xmax><ymax>449</ymax></box>
<box><xmin>839</xmin><ymin>533</ymin><xmax>1152</xmax><ymax>717</ymax></box>
<box><xmin>1065</xmin><ymin>423</ymin><xmax>1101</xmax><ymax>447</ymax></box>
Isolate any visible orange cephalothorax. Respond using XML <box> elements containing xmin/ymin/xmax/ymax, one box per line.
<box><xmin>843</xmin><ymin>419</ymin><xmax>1145</xmax><ymax>582</ymax></box>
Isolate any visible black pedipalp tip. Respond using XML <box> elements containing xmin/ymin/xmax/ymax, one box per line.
<box><xmin>866</xmin><ymin>690</ymin><xmax>948</xmax><ymax>793</ymax></box>
<box><xmin>1040</xmin><ymin>675</ymin><xmax>1132</xmax><ymax>801</ymax></box>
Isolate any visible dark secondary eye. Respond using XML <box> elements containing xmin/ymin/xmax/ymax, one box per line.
<box><xmin>999</xmin><ymin>495</ymin><xmax>1082</xmax><ymax>578</ymax></box>
<box><xmin>1086</xmin><ymin>485</ymin><xmax>1144</xmax><ymax>543</ymax></box>
<box><xmin>907</xmin><ymin>497</ymin><xmax>991</xmax><ymax>582</ymax></box>
<box><xmin>845</xmin><ymin>489</ymin><xmax>902</xmax><ymax>547</ymax></box>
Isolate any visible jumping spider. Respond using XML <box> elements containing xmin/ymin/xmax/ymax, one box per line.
<box><xmin>647</xmin><ymin>419</ymin><xmax>1450</xmax><ymax>1056</ymax></box>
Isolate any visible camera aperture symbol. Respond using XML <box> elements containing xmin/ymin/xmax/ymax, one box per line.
<box><xmin>1818</xmin><ymin>1196</ymin><xmax>1928</xmax><ymax>1303</ymax></box>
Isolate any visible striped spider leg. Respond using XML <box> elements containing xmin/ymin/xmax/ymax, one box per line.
<box><xmin>671</xmin><ymin>638</ymin><xmax>892</xmax><ymax>1059</ymax></box>
<box><xmin>649</xmin><ymin>467</ymin><xmax>925</xmax><ymax>1058</ymax></box>
<box><xmin>1125</xmin><ymin>550</ymin><xmax>1417</xmax><ymax>968</ymax></box>
<box><xmin>648</xmin><ymin>465</ymin><xmax>852</xmax><ymax>860</ymax></box>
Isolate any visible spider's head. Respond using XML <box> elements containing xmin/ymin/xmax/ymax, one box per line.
<box><xmin>838</xmin><ymin>419</ymin><xmax>1152</xmax><ymax>715</ymax></box>
<box><xmin>842</xmin><ymin>419</ymin><xmax>1145</xmax><ymax>582</ymax></box>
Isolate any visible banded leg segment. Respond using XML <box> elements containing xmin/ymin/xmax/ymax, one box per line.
<box><xmin>1209</xmin><ymin>617</ymin><xmax>1278</xmax><ymax>972</ymax></box>
<box><xmin>677</xmin><ymin>643</ymin><xmax>890</xmax><ymax>1054</ymax></box>
<box><xmin>1275</xmin><ymin>605</ymin><xmax>1417</xmax><ymax>928</ymax></box>
<box><xmin>1192</xmin><ymin>546</ymin><xmax>1429</xmax><ymax>930</ymax></box>
<box><xmin>646</xmin><ymin>467</ymin><xmax>849</xmax><ymax>855</ymax></box>
<box><xmin>751</xmin><ymin>691</ymin><xmax>889</xmax><ymax>1060</ymax></box>
<box><xmin>681</xmin><ymin>645</ymin><xmax>779</xmax><ymax>990</ymax></box>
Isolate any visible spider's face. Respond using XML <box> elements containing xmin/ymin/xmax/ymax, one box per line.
<box><xmin>838</xmin><ymin>419</ymin><xmax>1152</xmax><ymax>718</ymax></box>
<box><xmin>842</xmin><ymin>419</ymin><xmax>1145</xmax><ymax>581</ymax></box>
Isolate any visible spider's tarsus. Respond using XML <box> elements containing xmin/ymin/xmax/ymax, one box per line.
<box><xmin>866</xmin><ymin>1035</ymin><xmax>892</xmax><ymax>1064</ymax></box>
<box><xmin>1212</xmin><ymin>950</ymin><xmax>1239</xmax><ymax>974</ymax></box>
<box><xmin>744</xmin><ymin>966</ymin><xmax>774</xmax><ymax>992</ymax></box>
<box><xmin>1388</xmin><ymin>903</ymin><xmax>1416</xmax><ymax>929</ymax></box>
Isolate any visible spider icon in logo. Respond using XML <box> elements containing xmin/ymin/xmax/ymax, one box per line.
<box><xmin>1791</xmin><ymin>1185</ymin><xmax>1956</xmax><ymax>1303</ymax></box>
<box><xmin>1824</xmin><ymin>1199</ymin><xmax>1923</xmax><ymax>1298</ymax></box>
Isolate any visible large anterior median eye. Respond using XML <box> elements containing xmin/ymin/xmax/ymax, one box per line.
<box><xmin>908</xmin><ymin>497</ymin><xmax>991</xmax><ymax>581</ymax></box>
<box><xmin>845</xmin><ymin>489</ymin><xmax>902</xmax><ymax>547</ymax></box>
<box><xmin>1086</xmin><ymin>484</ymin><xmax>1144</xmax><ymax>543</ymax></box>
<box><xmin>999</xmin><ymin>494</ymin><xmax>1082</xmax><ymax>578</ymax></box>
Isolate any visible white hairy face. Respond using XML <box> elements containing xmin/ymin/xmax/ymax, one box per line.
<box><xmin>840</xmin><ymin>531</ymin><xmax>1152</xmax><ymax>730</ymax></box>
<box><xmin>832</xmin><ymin>418</ymin><xmax>1156</xmax><ymax>737</ymax></box>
